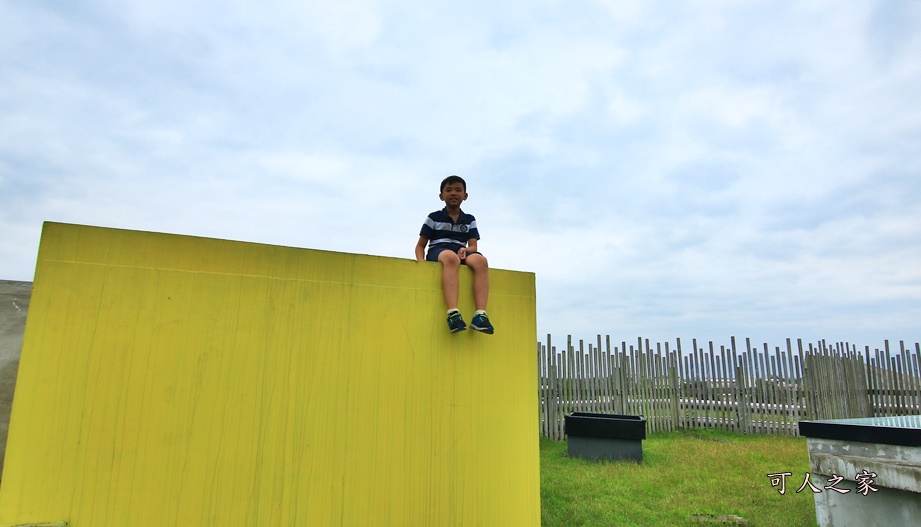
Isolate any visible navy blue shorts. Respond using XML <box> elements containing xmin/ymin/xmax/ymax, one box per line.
<box><xmin>426</xmin><ymin>246</ymin><xmax>482</xmax><ymax>263</ymax></box>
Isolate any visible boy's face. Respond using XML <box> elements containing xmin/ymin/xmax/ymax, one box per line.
<box><xmin>439</xmin><ymin>182</ymin><xmax>468</xmax><ymax>207</ymax></box>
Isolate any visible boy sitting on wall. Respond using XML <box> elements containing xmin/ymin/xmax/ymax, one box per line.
<box><xmin>415</xmin><ymin>175</ymin><xmax>494</xmax><ymax>334</ymax></box>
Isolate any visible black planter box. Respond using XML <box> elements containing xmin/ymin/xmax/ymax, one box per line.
<box><xmin>565</xmin><ymin>412</ymin><xmax>646</xmax><ymax>462</ymax></box>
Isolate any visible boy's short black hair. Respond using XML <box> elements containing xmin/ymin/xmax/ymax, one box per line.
<box><xmin>440</xmin><ymin>175</ymin><xmax>466</xmax><ymax>193</ymax></box>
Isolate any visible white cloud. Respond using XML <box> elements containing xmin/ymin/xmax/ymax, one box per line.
<box><xmin>2</xmin><ymin>0</ymin><xmax>920</xmax><ymax>348</ymax></box>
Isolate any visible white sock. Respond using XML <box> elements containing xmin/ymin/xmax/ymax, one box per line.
<box><xmin>475</xmin><ymin>310</ymin><xmax>487</xmax><ymax>316</ymax></box>
<box><xmin>447</xmin><ymin>308</ymin><xmax>460</xmax><ymax>315</ymax></box>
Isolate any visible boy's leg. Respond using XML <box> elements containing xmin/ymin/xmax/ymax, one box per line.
<box><xmin>463</xmin><ymin>253</ymin><xmax>489</xmax><ymax>311</ymax></box>
<box><xmin>438</xmin><ymin>250</ymin><xmax>462</xmax><ymax>310</ymax></box>
<box><xmin>438</xmin><ymin>250</ymin><xmax>467</xmax><ymax>332</ymax></box>
<box><xmin>464</xmin><ymin>253</ymin><xmax>494</xmax><ymax>333</ymax></box>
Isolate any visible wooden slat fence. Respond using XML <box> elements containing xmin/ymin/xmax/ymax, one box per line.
<box><xmin>538</xmin><ymin>335</ymin><xmax>921</xmax><ymax>440</ymax></box>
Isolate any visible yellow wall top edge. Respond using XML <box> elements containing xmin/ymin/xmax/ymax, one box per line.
<box><xmin>38</xmin><ymin>222</ymin><xmax>535</xmax><ymax>277</ymax></box>
<box><xmin>33</xmin><ymin>222</ymin><xmax>536</xmax><ymax>299</ymax></box>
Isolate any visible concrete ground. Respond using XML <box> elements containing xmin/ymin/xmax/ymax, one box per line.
<box><xmin>0</xmin><ymin>280</ymin><xmax>30</xmax><ymax>480</ymax></box>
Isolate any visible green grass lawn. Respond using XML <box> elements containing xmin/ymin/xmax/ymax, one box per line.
<box><xmin>541</xmin><ymin>429</ymin><xmax>818</xmax><ymax>526</ymax></box>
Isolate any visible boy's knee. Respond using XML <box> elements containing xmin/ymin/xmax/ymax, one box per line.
<box><xmin>439</xmin><ymin>251</ymin><xmax>461</xmax><ymax>266</ymax></box>
<box><xmin>465</xmin><ymin>253</ymin><xmax>488</xmax><ymax>269</ymax></box>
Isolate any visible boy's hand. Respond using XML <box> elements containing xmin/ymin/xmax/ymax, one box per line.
<box><xmin>457</xmin><ymin>248</ymin><xmax>467</xmax><ymax>260</ymax></box>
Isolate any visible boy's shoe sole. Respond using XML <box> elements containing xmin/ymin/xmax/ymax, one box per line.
<box><xmin>451</xmin><ymin>326</ymin><xmax>467</xmax><ymax>333</ymax></box>
<box><xmin>471</xmin><ymin>325</ymin><xmax>493</xmax><ymax>334</ymax></box>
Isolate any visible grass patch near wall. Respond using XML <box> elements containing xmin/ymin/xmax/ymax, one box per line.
<box><xmin>541</xmin><ymin>429</ymin><xmax>817</xmax><ymax>527</ymax></box>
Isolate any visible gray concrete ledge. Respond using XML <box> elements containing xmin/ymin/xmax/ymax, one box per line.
<box><xmin>0</xmin><ymin>279</ymin><xmax>31</xmax><ymax>480</ymax></box>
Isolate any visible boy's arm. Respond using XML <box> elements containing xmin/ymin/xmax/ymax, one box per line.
<box><xmin>465</xmin><ymin>238</ymin><xmax>479</xmax><ymax>255</ymax></box>
<box><xmin>415</xmin><ymin>236</ymin><xmax>428</xmax><ymax>261</ymax></box>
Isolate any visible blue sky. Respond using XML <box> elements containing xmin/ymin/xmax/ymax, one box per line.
<box><xmin>2</xmin><ymin>1</ymin><xmax>920</xmax><ymax>350</ymax></box>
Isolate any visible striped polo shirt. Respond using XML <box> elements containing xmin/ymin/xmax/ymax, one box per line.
<box><xmin>420</xmin><ymin>208</ymin><xmax>480</xmax><ymax>250</ymax></box>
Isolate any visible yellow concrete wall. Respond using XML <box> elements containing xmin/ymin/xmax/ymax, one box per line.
<box><xmin>0</xmin><ymin>223</ymin><xmax>538</xmax><ymax>527</ymax></box>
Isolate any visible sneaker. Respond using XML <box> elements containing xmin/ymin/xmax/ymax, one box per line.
<box><xmin>447</xmin><ymin>311</ymin><xmax>467</xmax><ymax>333</ymax></box>
<box><xmin>470</xmin><ymin>313</ymin><xmax>494</xmax><ymax>334</ymax></box>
